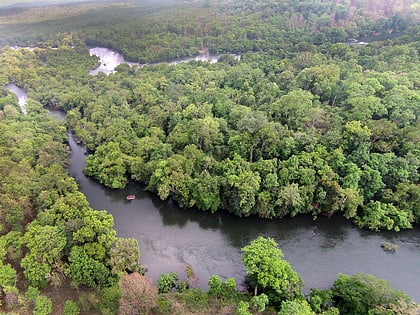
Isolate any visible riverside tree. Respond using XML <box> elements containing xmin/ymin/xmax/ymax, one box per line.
<box><xmin>241</xmin><ymin>236</ymin><xmax>302</xmax><ymax>304</ymax></box>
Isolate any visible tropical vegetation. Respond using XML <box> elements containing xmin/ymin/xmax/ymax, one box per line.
<box><xmin>0</xmin><ymin>0</ymin><xmax>419</xmax><ymax>313</ymax></box>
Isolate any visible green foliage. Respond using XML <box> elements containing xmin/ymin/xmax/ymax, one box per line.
<box><xmin>356</xmin><ymin>200</ymin><xmax>412</xmax><ymax>232</ymax></box>
<box><xmin>33</xmin><ymin>295</ymin><xmax>53</xmax><ymax>315</ymax></box>
<box><xmin>157</xmin><ymin>272</ymin><xmax>179</xmax><ymax>293</ymax></box>
<box><xmin>236</xmin><ymin>301</ymin><xmax>252</xmax><ymax>315</ymax></box>
<box><xmin>21</xmin><ymin>253</ymin><xmax>51</xmax><ymax>288</ymax></box>
<box><xmin>220</xmin><ymin>154</ymin><xmax>261</xmax><ymax>217</ymax></box>
<box><xmin>190</xmin><ymin>170</ymin><xmax>221</xmax><ymax>213</ymax></box>
<box><xmin>332</xmin><ymin>273</ymin><xmax>416</xmax><ymax>315</ymax></box>
<box><xmin>108</xmin><ymin>237</ymin><xmax>141</xmax><ymax>276</ymax></box>
<box><xmin>0</xmin><ymin>3</ymin><xmax>419</xmax><ymax>314</ymax></box>
<box><xmin>176</xmin><ymin>280</ymin><xmax>189</xmax><ymax>293</ymax></box>
<box><xmin>277</xmin><ymin>299</ymin><xmax>316</xmax><ymax>315</ymax></box>
<box><xmin>208</xmin><ymin>275</ymin><xmax>223</xmax><ymax>297</ymax></box>
<box><xmin>273</xmin><ymin>89</ymin><xmax>314</xmax><ymax>130</ymax></box>
<box><xmin>23</xmin><ymin>223</ymin><xmax>67</xmax><ymax>264</ymax></box>
<box><xmin>72</xmin><ymin>209</ymin><xmax>117</xmax><ymax>257</ymax></box>
<box><xmin>0</xmin><ymin>262</ymin><xmax>16</xmax><ymax>288</ymax></box>
<box><xmin>63</xmin><ymin>300</ymin><xmax>80</xmax><ymax>315</ymax></box>
<box><xmin>208</xmin><ymin>275</ymin><xmax>239</xmax><ymax>304</ymax></box>
<box><xmin>2</xmin><ymin>10</ymin><xmax>419</xmax><ymax>231</ymax></box>
<box><xmin>84</xmin><ymin>141</ymin><xmax>128</xmax><ymax>189</ymax></box>
<box><xmin>241</xmin><ymin>237</ymin><xmax>302</xmax><ymax>303</ymax></box>
<box><xmin>0</xmin><ymin>231</ymin><xmax>24</xmax><ymax>263</ymax></box>
<box><xmin>66</xmin><ymin>246</ymin><xmax>115</xmax><ymax>288</ymax></box>
<box><xmin>173</xmin><ymin>288</ymin><xmax>209</xmax><ymax>311</ymax></box>
<box><xmin>24</xmin><ymin>286</ymin><xmax>40</xmax><ymax>302</ymax></box>
<box><xmin>156</xmin><ymin>295</ymin><xmax>172</xmax><ymax>314</ymax></box>
<box><xmin>250</xmin><ymin>293</ymin><xmax>269</xmax><ymax>312</ymax></box>
<box><xmin>308</xmin><ymin>288</ymin><xmax>335</xmax><ymax>313</ymax></box>
<box><xmin>98</xmin><ymin>285</ymin><xmax>120</xmax><ymax>315</ymax></box>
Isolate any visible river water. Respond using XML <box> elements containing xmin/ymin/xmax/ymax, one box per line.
<box><xmin>6</xmin><ymin>73</ymin><xmax>420</xmax><ymax>302</ymax></box>
<box><xmin>89</xmin><ymin>47</ymin><xmax>240</xmax><ymax>75</ymax></box>
<box><xmin>5</xmin><ymin>83</ymin><xmax>27</xmax><ymax>114</ymax></box>
<box><xmin>67</xmin><ymin>130</ymin><xmax>419</xmax><ymax>300</ymax></box>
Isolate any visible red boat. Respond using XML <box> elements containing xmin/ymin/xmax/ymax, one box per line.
<box><xmin>126</xmin><ymin>195</ymin><xmax>136</xmax><ymax>200</ymax></box>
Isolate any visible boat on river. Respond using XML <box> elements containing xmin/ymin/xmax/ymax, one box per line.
<box><xmin>126</xmin><ymin>195</ymin><xmax>136</xmax><ymax>200</ymax></box>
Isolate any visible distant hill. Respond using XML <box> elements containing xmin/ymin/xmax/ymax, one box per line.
<box><xmin>0</xmin><ymin>0</ymin><xmax>91</xmax><ymax>8</ymax></box>
<box><xmin>345</xmin><ymin>0</ymin><xmax>417</xmax><ymax>19</ymax></box>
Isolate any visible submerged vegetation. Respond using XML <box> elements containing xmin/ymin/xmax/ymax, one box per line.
<box><xmin>0</xmin><ymin>0</ymin><xmax>419</xmax><ymax>313</ymax></box>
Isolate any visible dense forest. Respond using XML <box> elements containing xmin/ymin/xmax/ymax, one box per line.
<box><xmin>0</xmin><ymin>0</ymin><xmax>419</xmax><ymax>314</ymax></box>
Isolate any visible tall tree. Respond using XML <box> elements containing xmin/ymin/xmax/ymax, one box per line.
<box><xmin>241</xmin><ymin>236</ymin><xmax>302</xmax><ymax>303</ymax></box>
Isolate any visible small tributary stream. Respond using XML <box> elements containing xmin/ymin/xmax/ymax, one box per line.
<box><xmin>5</xmin><ymin>62</ymin><xmax>420</xmax><ymax>302</ymax></box>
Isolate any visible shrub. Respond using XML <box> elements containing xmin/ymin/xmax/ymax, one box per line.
<box><xmin>25</xmin><ymin>286</ymin><xmax>40</xmax><ymax>303</ymax></box>
<box><xmin>208</xmin><ymin>275</ymin><xmax>238</xmax><ymax>302</ymax></box>
<box><xmin>236</xmin><ymin>301</ymin><xmax>251</xmax><ymax>315</ymax></box>
<box><xmin>208</xmin><ymin>275</ymin><xmax>223</xmax><ymax>298</ymax></box>
<box><xmin>33</xmin><ymin>295</ymin><xmax>53</xmax><ymax>315</ymax></box>
<box><xmin>308</xmin><ymin>288</ymin><xmax>334</xmax><ymax>313</ymax></box>
<box><xmin>174</xmin><ymin>288</ymin><xmax>209</xmax><ymax>310</ymax></box>
<box><xmin>99</xmin><ymin>284</ymin><xmax>120</xmax><ymax>315</ymax></box>
<box><xmin>333</xmin><ymin>273</ymin><xmax>415</xmax><ymax>315</ymax></box>
<box><xmin>157</xmin><ymin>272</ymin><xmax>178</xmax><ymax>293</ymax></box>
<box><xmin>156</xmin><ymin>296</ymin><xmax>172</xmax><ymax>314</ymax></box>
<box><xmin>278</xmin><ymin>299</ymin><xmax>315</xmax><ymax>315</ymax></box>
<box><xmin>250</xmin><ymin>293</ymin><xmax>269</xmax><ymax>312</ymax></box>
<box><xmin>63</xmin><ymin>300</ymin><xmax>80</xmax><ymax>315</ymax></box>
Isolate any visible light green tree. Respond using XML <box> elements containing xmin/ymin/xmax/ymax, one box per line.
<box><xmin>241</xmin><ymin>237</ymin><xmax>302</xmax><ymax>302</ymax></box>
<box><xmin>277</xmin><ymin>299</ymin><xmax>316</xmax><ymax>315</ymax></box>
<box><xmin>33</xmin><ymin>295</ymin><xmax>52</xmax><ymax>315</ymax></box>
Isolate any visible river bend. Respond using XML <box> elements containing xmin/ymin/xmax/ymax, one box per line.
<box><xmin>5</xmin><ymin>71</ymin><xmax>420</xmax><ymax>303</ymax></box>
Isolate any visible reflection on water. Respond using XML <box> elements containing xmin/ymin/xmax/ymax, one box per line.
<box><xmin>108</xmin><ymin>185</ymin><xmax>419</xmax><ymax>300</ymax></box>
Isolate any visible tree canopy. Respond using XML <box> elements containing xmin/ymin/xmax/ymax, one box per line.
<box><xmin>0</xmin><ymin>0</ymin><xmax>419</xmax><ymax>312</ymax></box>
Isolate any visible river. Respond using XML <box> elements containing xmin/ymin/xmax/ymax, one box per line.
<box><xmin>5</xmin><ymin>83</ymin><xmax>27</xmax><ymax>114</ymax></box>
<box><xmin>67</xmin><ymin>130</ymin><xmax>420</xmax><ymax>300</ymax></box>
<box><xmin>89</xmin><ymin>47</ymin><xmax>240</xmax><ymax>75</ymax></box>
<box><xmin>6</xmin><ymin>77</ymin><xmax>420</xmax><ymax>303</ymax></box>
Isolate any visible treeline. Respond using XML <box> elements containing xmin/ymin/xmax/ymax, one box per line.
<box><xmin>0</xmin><ymin>0</ymin><xmax>418</xmax><ymax>63</ymax></box>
